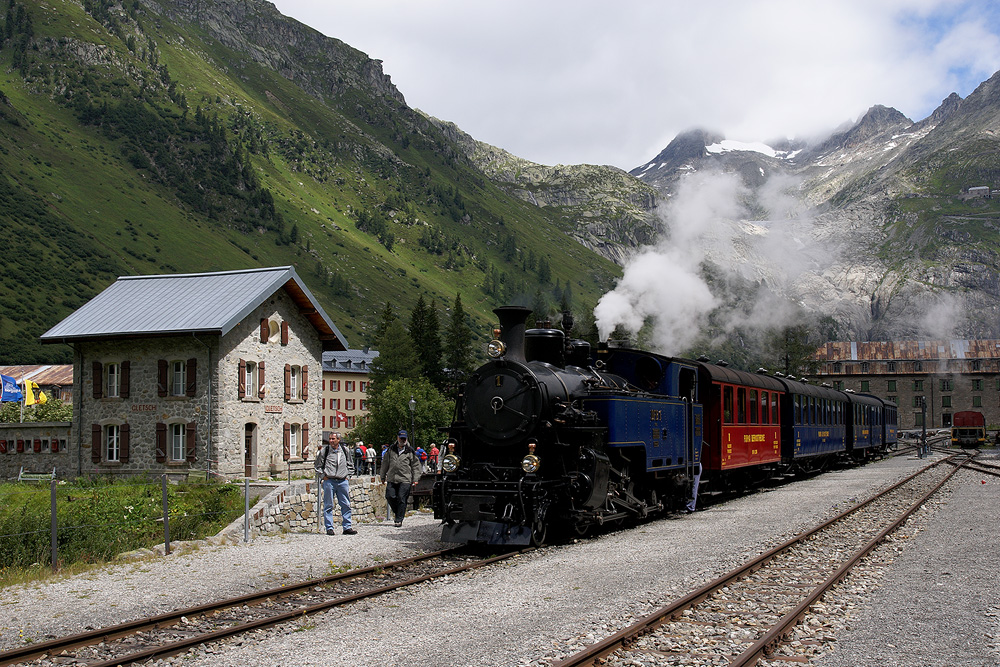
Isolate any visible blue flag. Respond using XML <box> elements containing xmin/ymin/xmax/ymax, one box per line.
<box><xmin>0</xmin><ymin>375</ymin><xmax>23</xmax><ymax>402</ymax></box>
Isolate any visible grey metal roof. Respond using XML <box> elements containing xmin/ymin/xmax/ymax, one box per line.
<box><xmin>41</xmin><ymin>266</ymin><xmax>347</xmax><ymax>350</ymax></box>
<box><xmin>322</xmin><ymin>348</ymin><xmax>379</xmax><ymax>374</ymax></box>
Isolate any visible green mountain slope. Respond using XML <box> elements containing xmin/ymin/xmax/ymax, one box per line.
<box><xmin>0</xmin><ymin>0</ymin><xmax>621</xmax><ymax>363</ymax></box>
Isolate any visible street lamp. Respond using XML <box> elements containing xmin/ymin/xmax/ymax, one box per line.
<box><xmin>408</xmin><ymin>395</ymin><xmax>416</xmax><ymax>443</ymax></box>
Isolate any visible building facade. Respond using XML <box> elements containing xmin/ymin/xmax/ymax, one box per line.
<box><xmin>40</xmin><ymin>267</ymin><xmax>347</xmax><ymax>479</ymax></box>
<box><xmin>321</xmin><ymin>348</ymin><xmax>377</xmax><ymax>433</ymax></box>
<box><xmin>810</xmin><ymin>340</ymin><xmax>1000</xmax><ymax>431</ymax></box>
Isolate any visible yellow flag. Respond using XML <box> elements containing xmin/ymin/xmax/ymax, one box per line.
<box><xmin>24</xmin><ymin>380</ymin><xmax>35</xmax><ymax>406</ymax></box>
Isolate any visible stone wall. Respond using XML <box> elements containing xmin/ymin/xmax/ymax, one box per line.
<box><xmin>217</xmin><ymin>477</ymin><xmax>391</xmax><ymax>540</ymax></box>
<box><xmin>0</xmin><ymin>423</ymin><xmax>72</xmax><ymax>480</ymax></box>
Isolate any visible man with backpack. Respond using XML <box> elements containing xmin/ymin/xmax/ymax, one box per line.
<box><xmin>314</xmin><ymin>432</ymin><xmax>357</xmax><ymax>535</ymax></box>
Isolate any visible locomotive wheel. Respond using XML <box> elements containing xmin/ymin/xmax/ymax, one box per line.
<box><xmin>572</xmin><ymin>522</ymin><xmax>591</xmax><ymax>538</ymax></box>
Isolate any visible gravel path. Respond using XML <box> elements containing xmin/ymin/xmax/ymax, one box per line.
<box><xmin>1</xmin><ymin>450</ymin><xmax>994</xmax><ymax>667</ymax></box>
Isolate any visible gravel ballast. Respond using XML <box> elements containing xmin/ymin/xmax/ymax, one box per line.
<box><xmin>0</xmin><ymin>451</ymin><xmax>996</xmax><ymax>667</ymax></box>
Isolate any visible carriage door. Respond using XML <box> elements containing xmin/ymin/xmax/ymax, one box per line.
<box><xmin>679</xmin><ymin>367</ymin><xmax>700</xmax><ymax>471</ymax></box>
<box><xmin>244</xmin><ymin>423</ymin><xmax>258</xmax><ymax>478</ymax></box>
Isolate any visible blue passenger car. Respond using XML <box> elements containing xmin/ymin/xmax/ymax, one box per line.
<box><xmin>777</xmin><ymin>379</ymin><xmax>848</xmax><ymax>464</ymax></box>
<box><xmin>846</xmin><ymin>392</ymin><xmax>885</xmax><ymax>454</ymax></box>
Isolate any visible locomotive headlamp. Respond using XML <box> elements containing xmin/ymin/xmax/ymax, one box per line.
<box><xmin>487</xmin><ymin>339</ymin><xmax>507</xmax><ymax>358</ymax></box>
<box><xmin>441</xmin><ymin>454</ymin><xmax>461</xmax><ymax>473</ymax></box>
<box><xmin>521</xmin><ymin>454</ymin><xmax>541</xmax><ymax>474</ymax></box>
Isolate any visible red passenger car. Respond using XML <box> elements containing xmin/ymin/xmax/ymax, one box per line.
<box><xmin>698</xmin><ymin>364</ymin><xmax>785</xmax><ymax>472</ymax></box>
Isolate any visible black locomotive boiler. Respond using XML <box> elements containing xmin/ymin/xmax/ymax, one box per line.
<box><xmin>432</xmin><ymin>306</ymin><xmax>897</xmax><ymax>546</ymax></box>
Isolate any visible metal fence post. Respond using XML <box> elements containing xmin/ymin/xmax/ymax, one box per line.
<box><xmin>162</xmin><ymin>475</ymin><xmax>171</xmax><ymax>555</ymax></box>
<box><xmin>244</xmin><ymin>477</ymin><xmax>250</xmax><ymax>543</ymax></box>
<box><xmin>50</xmin><ymin>479</ymin><xmax>58</xmax><ymax>572</ymax></box>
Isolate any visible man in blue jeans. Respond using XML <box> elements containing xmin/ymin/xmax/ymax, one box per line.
<box><xmin>314</xmin><ymin>432</ymin><xmax>357</xmax><ymax>535</ymax></box>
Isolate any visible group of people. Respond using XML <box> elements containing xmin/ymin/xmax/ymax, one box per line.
<box><xmin>313</xmin><ymin>429</ymin><xmax>426</xmax><ymax>534</ymax></box>
<box><xmin>351</xmin><ymin>441</ymin><xmax>378</xmax><ymax>475</ymax></box>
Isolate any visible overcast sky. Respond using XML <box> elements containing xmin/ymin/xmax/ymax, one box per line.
<box><xmin>271</xmin><ymin>0</ymin><xmax>1000</xmax><ymax>170</ymax></box>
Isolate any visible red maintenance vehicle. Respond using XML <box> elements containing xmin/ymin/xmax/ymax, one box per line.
<box><xmin>951</xmin><ymin>410</ymin><xmax>986</xmax><ymax>448</ymax></box>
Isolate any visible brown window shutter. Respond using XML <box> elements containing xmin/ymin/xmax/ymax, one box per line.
<box><xmin>238</xmin><ymin>359</ymin><xmax>246</xmax><ymax>399</ymax></box>
<box><xmin>302</xmin><ymin>422</ymin><xmax>310</xmax><ymax>459</ymax></box>
<box><xmin>0</xmin><ymin>440</ymin><xmax>6</xmax><ymax>454</ymax></box>
<box><xmin>284</xmin><ymin>364</ymin><xmax>291</xmax><ymax>401</ymax></box>
<box><xmin>155</xmin><ymin>422</ymin><xmax>166</xmax><ymax>463</ymax></box>
<box><xmin>16</xmin><ymin>439</ymin><xmax>24</xmax><ymax>453</ymax></box>
<box><xmin>157</xmin><ymin>359</ymin><xmax>168</xmax><ymax>397</ymax></box>
<box><xmin>258</xmin><ymin>361</ymin><xmax>266</xmax><ymax>399</ymax></box>
<box><xmin>52</xmin><ymin>438</ymin><xmax>60</xmax><ymax>454</ymax></box>
<box><xmin>186</xmin><ymin>357</ymin><xmax>197</xmax><ymax>397</ymax></box>
<box><xmin>93</xmin><ymin>362</ymin><xmax>103</xmax><ymax>399</ymax></box>
<box><xmin>121</xmin><ymin>360</ymin><xmax>130</xmax><ymax>398</ymax></box>
<box><xmin>120</xmin><ymin>423</ymin><xmax>130</xmax><ymax>463</ymax></box>
<box><xmin>33</xmin><ymin>438</ymin><xmax>41</xmax><ymax>453</ymax></box>
<box><xmin>282</xmin><ymin>422</ymin><xmax>291</xmax><ymax>461</ymax></box>
<box><xmin>91</xmin><ymin>424</ymin><xmax>101</xmax><ymax>463</ymax></box>
<box><xmin>281</xmin><ymin>321</ymin><xmax>289</xmax><ymax>345</ymax></box>
<box><xmin>260</xmin><ymin>318</ymin><xmax>268</xmax><ymax>343</ymax></box>
<box><xmin>302</xmin><ymin>365</ymin><xmax>309</xmax><ymax>400</ymax></box>
<box><xmin>186</xmin><ymin>422</ymin><xmax>196</xmax><ymax>462</ymax></box>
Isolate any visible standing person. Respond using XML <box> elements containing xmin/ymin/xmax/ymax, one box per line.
<box><xmin>357</xmin><ymin>441</ymin><xmax>368</xmax><ymax>474</ymax></box>
<box><xmin>428</xmin><ymin>443</ymin><xmax>439</xmax><ymax>473</ymax></box>
<box><xmin>380</xmin><ymin>429</ymin><xmax>422</xmax><ymax>527</ymax></box>
<box><xmin>415</xmin><ymin>445</ymin><xmax>428</xmax><ymax>473</ymax></box>
<box><xmin>353</xmin><ymin>440</ymin><xmax>365</xmax><ymax>474</ymax></box>
<box><xmin>314</xmin><ymin>432</ymin><xmax>357</xmax><ymax>535</ymax></box>
<box><xmin>365</xmin><ymin>442</ymin><xmax>376</xmax><ymax>476</ymax></box>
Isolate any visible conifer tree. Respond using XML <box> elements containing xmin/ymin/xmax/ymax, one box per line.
<box><xmin>368</xmin><ymin>319</ymin><xmax>421</xmax><ymax>397</ymax></box>
<box><xmin>409</xmin><ymin>295</ymin><xmax>444</xmax><ymax>387</ymax></box>
<box><xmin>444</xmin><ymin>293</ymin><xmax>475</xmax><ymax>387</ymax></box>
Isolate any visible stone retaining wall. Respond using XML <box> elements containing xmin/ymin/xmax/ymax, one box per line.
<box><xmin>218</xmin><ymin>476</ymin><xmax>392</xmax><ymax>540</ymax></box>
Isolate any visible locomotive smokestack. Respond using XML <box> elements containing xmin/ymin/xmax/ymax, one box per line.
<box><xmin>494</xmin><ymin>306</ymin><xmax>531</xmax><ymax>363</ymax></box>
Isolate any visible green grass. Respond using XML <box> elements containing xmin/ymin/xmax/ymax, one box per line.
<box><xmin>0</xmin><ymin>478</ymin><xmax>245</xmax><ymax>587</ymax></box>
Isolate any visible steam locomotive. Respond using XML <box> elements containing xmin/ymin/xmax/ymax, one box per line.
<box><xmin>432</xmin><ymin>306</ymin><xmax>898</xmax><ymax>546</ymax></box>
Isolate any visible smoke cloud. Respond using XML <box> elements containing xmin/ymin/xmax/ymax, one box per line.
<box><xmin>594</xmin><ymin>170</ymin><xmax>827</xmax><ymax>355</ymax></box>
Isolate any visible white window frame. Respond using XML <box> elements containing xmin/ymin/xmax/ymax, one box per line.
<box><xmin>245</xmin><ymin>361</ymin><xmax>258</xmax><ymax>397</ymax></box>
<box><xmin>289</xmin><ymin>423</ymin><xmax>300</xmax><ymax>458</ymax></box>
<box><xmin>106</xmin><ymin>424</ymin><xmax>121</xmax><ymax>461</ymax></box>
<box><xmin>289</xmin><ymin>365</ymin><xmax>301</xmax><ymax>400</ymax></box>
<box><xmin>170</xmin><ymin>360</ymin><xmax>186</xmax><ymax>397</ymax></box>
<box><xmin>106</xmin><ymin>363</ymin><xmax>121</xmax><ymax>398</ymax></box>
<box><xmin>170</xmin><ymin>423</ymin><xmax>186</xmax><ymax>461</ymax></box>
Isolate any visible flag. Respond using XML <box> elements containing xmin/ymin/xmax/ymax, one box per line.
<box><xmin>24</xmin><ymin>380</ymin><xmax>47</xmax><ymax>406</ymax></box>
<box><xmin>336</xmin><ymin>410</ymin><xmax>347</xmax><ymax>423</ymax></box>
<box><xmin>0</xmin><ymin>375</ymin><xmax>22</xmax><ymax>402</ymax></box>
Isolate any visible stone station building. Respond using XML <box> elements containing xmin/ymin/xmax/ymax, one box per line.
<box><xmin>38</xmin><ymin>266</ymin><xmax>348</xmax><ymax>480</ymax></box>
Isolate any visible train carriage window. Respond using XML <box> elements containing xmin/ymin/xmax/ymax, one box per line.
<box><xmin>811</xmin><ymin>397</ymin><xmax>817</xmax><ymax>425</ymax></box>
<box><xmin>760</xmin><ymin>391</ymin><xmax>769</xmax><ymax>424</ymax></box>
<box><xmin>772</xmin><ymin>394</ymin><xmax>779</xmax><ymax>424</ymax></box>
<box><xmin>737</xmin><ymin>388</ymin><xmax>747</xmax><ymax>423</ymax></box>
<box><xmin>723</xmin><ymin>386</ymin><xmax>734</xmax><ymax>424</ymax></box>
<box><xmin>794</xmin><ymin>395</ymin><xmax>801</xmax><ymax>423</ymax></box>
<box><xmin>749</xmin><ymin>389</ymin><xmax>758</xmax><ymax>424</ymax></box>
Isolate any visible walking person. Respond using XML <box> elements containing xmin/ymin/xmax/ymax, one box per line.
<box><xmin>314</xmin><ymin>432</ymin><xmax>357</xmax><ymax>535</ymax></box>
<box><xmin>365</xmin><ymin>442</ymin><xmax>376</xmax><ymax>476</ymax></box>
<box><xmin>380</xmin><ymin>429</ymin><xmax>423</xmax><ymax>527</ymax></box>
<box><xmin>428</xmin><ymin>443</ymin><xmax>439</xmax><ymax>473</ymax></box>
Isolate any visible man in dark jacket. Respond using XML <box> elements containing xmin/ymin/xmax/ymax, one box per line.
<box><xmin>315</xmin><ymin>432</ymin><xmax>357</xmax><ymax>535</ymax></box>
<box><xmin>379</xmin><ymin>429</ymin><xmax>423</xmax><ymax>527</ymax></box>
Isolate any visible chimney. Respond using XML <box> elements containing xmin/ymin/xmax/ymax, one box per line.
<box><xmin>494</xmin><ymin>306</ymin><xmax>531</xmax><ymax>363</ymax></box>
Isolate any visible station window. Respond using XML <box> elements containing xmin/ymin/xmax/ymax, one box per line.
<box><xmin>940</xmin><ymin>379</ymin><xmax>952</xmax><ymax>392</ymax></box>
<box><xmin>860</xmin><ymin>380</ymin><xmax>870</xmax><ymax>392</ymax></box>
<box><xmin>972</xmin><ymin>379</ymin><xmax>984</xmax><ymax>391</ymax></box>
<box><xmin>913</xmin><ymin>380</ymin><xmax>923</xmax><ymax>391</ymax></box>
<box><xmin>887</xmin><ymin>380</ymin><xmax>896</xmax><ymax>392</ymax></box>
<box><xmin>973</xmin><ymin>395</ymin><xmax>983</xmax><ymax>407</ymax></box>
<box><xmin>941</xmin><ymin>395</ymin><xmax>952</xmax><ymax>408</ymax></box>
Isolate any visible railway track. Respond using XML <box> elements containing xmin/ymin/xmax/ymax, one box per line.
<box><xmin>0</xmin><ymin>546</ymin><xmax>526</xmax><ymax>667</ymax></box>
<box><xmin>551</xmin><ymin>452</ymin><xmax>973</xmax><ymax>667</ymax></box>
